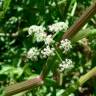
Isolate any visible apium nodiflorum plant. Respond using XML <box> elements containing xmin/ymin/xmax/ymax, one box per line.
<box><xmin>2</xmin><ymin>0</ymin><xmax>96</xmax><ymax>96</ymax></box>
<box><xmin>27</xmin><ymin>22</ymin><xmax>73</xmax><ymax>72</ymax></box>
<box><xmin>5</xmin><ymin>22</ymin><xmax>74</xmax><ymax>96</ymax></box>
<box><xmin>25</xmin><ymin>22</ymin><xmax>74</xmax><ymax>95</ymax></box>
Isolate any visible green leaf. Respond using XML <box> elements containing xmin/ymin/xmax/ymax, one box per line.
<box><xmin>71</xmin><ymin>28</ymin><xmax>96</xmax><ymax>42</ymax></box>
<box><xmin>0</xmin><ymin>66</ymin><xmax>23</xmax><ymax>78</ymax></box>
<box><xmin>0</xmin><ymin>0</ymin><xmax>12</xmax><ymax>19</ymax></box>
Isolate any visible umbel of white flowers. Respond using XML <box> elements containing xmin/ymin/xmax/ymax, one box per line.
<box><xmin>40</xmin><ymin>45</ymin><xmax>55</xmax><ymax>58</ymax></box>
<box><xmin>27</xmin><ymin>47</ymin><xmax>39</xmax><ymax>61</ymax></box>
<box><xmin>59</xmin><ymin>59</ymin><xmax>73</xmax><ymax>72</ymax></box>
<box><xmin>44</xmin><ymin>35</ymin><xmax>54</xmax><ymax>45</ymax></box>
<box><xmin>48</xmin><ymin>22</ymin><xmax>68</xmax><ymax>33</ymax></box>
<box><xmin>27</xmin><ymin>46</ymin><xmax>55</xmax><ymax>60</ymax></box>
<box><xmin>59</xmin><ymin>39</ymin><xmax>72</xmax><ymax>53</ymax></box>
<box><xmin>34</xmin><ymin>31</ymin><xmax>47</xmax><ymax>42</ymax></box>
<box><xmin>28</xmin><ymin>25</ymin><xmax>47</xmax><ymax>42</ymax></box>
<box><xmin>28</xmin><ymin>25</ymin><xmax>54</xmax><ymax>44</ymax></box>
<box><xmin>27</xmin><ymin>23</ymin><xmax>72</xmax><ymax>61</ymax></box>
<box><xmin>28</xmin><ymin>25</ymin><xmax>45</xmax><ymax>35</ymax></box>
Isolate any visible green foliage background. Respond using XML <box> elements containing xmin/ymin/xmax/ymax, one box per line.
<box><xmin>0</xmin><ymin>0</ymin><xmax>96</xmax><ymax>96</ymax></box>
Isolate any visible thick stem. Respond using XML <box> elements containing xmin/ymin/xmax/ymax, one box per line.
<box><xmin>40</xmin><ymin>55</ymin><xmax>57</xmax><ymax>78</ymax></box>
<box><xmin>5</xmin><ymin>76</ymin><xmax>43</xmax><ymax>96</ymax></box>
<box><xmin>79</xmin><ymin>67</ymin><xmax>96</xmax><ymax>86</ymax></box>
<box><xmin>62</xmin><ymin>67</ymin><xmax>96</xmax><ymax>96</ymax></box>
<box><xmin>62</xmin><ymin>2</ymin><xmax>96</xmax><ymax>39</ymax></box>
<box><xmin>41</xmin><ymin>2</ymin><xmax>96</xmax><ymax>79</ymax></box>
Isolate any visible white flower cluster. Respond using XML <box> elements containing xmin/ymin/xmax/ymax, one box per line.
<box><xmin>28</xmin><ymin>25</ymin><xmax>47</xmax><ymax>42</ymax></box>
<box><xmin>34</xmin><ymin>31</ymin><xmax>47</xmax><ymax>42</ymax></box>
<box><xmin>59</xmin><ymin>59</ymin><xmax>73</xmax><ymax>72</ymax></box>
<box><xmin>27</xmin><ymin>46</ymin><xmax>55</xmax><ymax>60</ymax></box>
<box><xmin>48</xmin><ymin>22</ymin><xmax>68</xmax><ymax>33</ymax></box>
<box><xmin>41</xmin><ymin>46</ymin><xmax>55</xmax><ymax>58</ymax></box>
<box><xmin>59</xmin><ymin>39</ymin><xmax>72</xmax><ymax>53</ymax></box>
<box><xmin>28</xmin><ymin>25</ymin><xmax>45</xmax><ymax>35</ymax></box>
<box><xmin>44</xmin><ymin>35</ymin><xmax>54</xmax><ymax>45</ymax></box>
<box><xmin>28</xmin><ymin>25</ymin><xmax>54</xmax><ymax>44</ymax></box>
<box><xmin>27</xmin><ymin>47</ymin><xmax>39</xmax><ymax>61</ymax></box>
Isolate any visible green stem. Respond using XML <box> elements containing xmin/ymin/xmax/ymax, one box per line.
<box><xmin>70</xmin><ymin>1</ymin><xmax>77</xmax><ymax>17</ymax></box>
<box><xmin>62</xmin><ymin>66</ymin><xmax>96</xmax><ymax>96</ymax></box>
<box><xmin>54</xmin><ymin>46</ymin><xmax>63</xmax><ymax>85</ymax></box>
<box><xmin>62</xmin><ymin>2</ymin><xmax>96</xmax><ymax>40</ymax></box>
<box><xmin>54</xmin><ymin>0</ymin><xmax>62</xmax><ymax>19</ymax></box>
<box><xmin>79</xmin><ymin>67</ymin><xmax>96</xmax><ymax>86</ymax></box>
<box><xmin>5</xmin><ymin>76</ymin><xmax>43</xmax><ymax>96</ymax></box>
<box><xmin>54</xmin><ymin>47</ymin><xmax>62</xmax><ymax>62</ymax></box>
<box><xmin>41</xmin><ymin>1</ymin><xmax>96</xmax><ymax>85</ymax></box>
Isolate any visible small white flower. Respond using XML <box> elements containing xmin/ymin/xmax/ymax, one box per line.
<box><xmin>41</xmin><ymin>46</ymin><xmax>55</xmax><ymax>58</ymax></box>
<box><xmin>48</xmin><ymin>22</ymin><xmax>68</xmax><ymax>33</ymax></box>
<box><xmin>28</xmin><ymin>25</ymin><xmax>45</xmax><ymax>35</ymax></box>
<box><xmin>27</xmin><ymin>47</ymin><xmax>39</xmax><ymax>61</ymax></box>
<box><xmin>59</xmin><ymin>39</ymin><xmax>72</xmax><ymax>53</ymax></box>
<box><xmin>44</xmin><ymin>35</ymin><xmax>54</xmax><ymax>45</ymax></box>
<box><xmin>59</xmin><ymin>59</ymin><xmax>73</xmax><ymax>72</ymax></box>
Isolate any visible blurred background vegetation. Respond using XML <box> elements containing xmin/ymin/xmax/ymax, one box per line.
<box><xmin>0</xmin><ymin>0</ymin><xmax>96</xmax><ymax>96</ymax></box>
